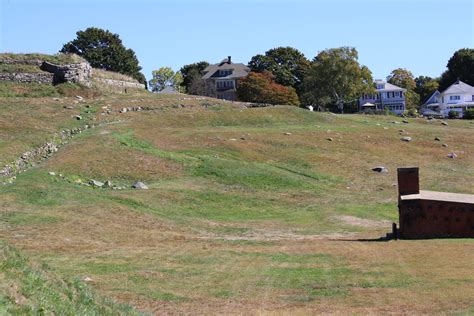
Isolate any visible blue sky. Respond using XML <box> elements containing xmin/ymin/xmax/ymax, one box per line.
<box><xmin>1</xmin><ymin>0</ymin><xmax>473</xmax><ymax>81</ymax></box>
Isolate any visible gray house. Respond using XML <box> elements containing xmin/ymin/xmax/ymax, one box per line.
<box><xmin>201</xmin><ymin>56</ymin><xmax>250</xmax><ymax>101</ymax></box>
<box><xmin>360</xmin><ymin>80</ymin><xmax>406</xmax><ymax>115</ymax></box>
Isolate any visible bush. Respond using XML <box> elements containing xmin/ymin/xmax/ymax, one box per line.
<box><xmin>403</xmin><ymin>108</ymin><xmax>419</xmax><ymax>117</ymax></box>
<box><xmin>464</xmin><ymin>109</ymin><xmax>474</xmax><ymax>120</ymax></box>
<box><xmin>448</xmin><ymin>110</ymin><xmax>460</xmax><ymax>119</ymax></box>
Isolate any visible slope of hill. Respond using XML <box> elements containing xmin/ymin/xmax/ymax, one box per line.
<box><xmin>1</xmin><ymin>87</ymin><xmax>473</xmax><ymax>314</ymax></box>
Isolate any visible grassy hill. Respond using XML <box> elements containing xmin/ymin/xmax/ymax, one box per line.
<box><xmin>1</xmin><ymin>86</ymin><xmax>473</xmax><ymax>314</ymax></box>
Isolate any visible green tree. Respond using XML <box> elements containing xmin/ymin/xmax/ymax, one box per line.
<box><xmin>248</xmin><ymin>47</ymin><xmax>310</xmax><ymax>93</ymax></box>
<box><xmin>414</xmin><ymin>76</ymin><xmax>439</xmax><ymax>103</ymax></box>
<box><xmin>439</xmin><ymin>48</ymin><xmax>474</xmax><ymax>91</ymax></box>
<box><xmin>302</xmin><ymin>47</ymin><xmax>374</xmax><ymax>113</ymax></box>
<box><xmin>179</xmin><ymin>61</ymin><xmax>209</xmax><ymax>94</ymax></box>
<box><xmin>60</xmin><ymin>27</ymin><xmax>146</xmax><ymax>87</ymax></box>
<box><xmin>149</xmin><ymin>67</ymin><xmax>183</xmax><ymax>92</ymax></box>
<box><xmin>237</xmin><ymin>71</ymin><xmax>300</xmax><ymax>106</ymax></box>
<box><xmin>387</xmin><ymin>68</ymin><xmax>419</xmax><ymax>109</ymax></box>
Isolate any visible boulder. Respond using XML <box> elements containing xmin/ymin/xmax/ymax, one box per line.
<box><xmin>132</xmin><ymin>182</ymin><xmax>148</xmax><ymax>190</ymax></box>
<box><xmin>104</xmin><ymin>180</ymin><xmax>112</xmax><ymax>188</ymax></box>
<box><xmin>372</xmin><ymin>166</ymin><xmax>388</xmax><ymax>173</ymax></box>
<box><xmin>74</xmin><ymin>115</ymin><xmax>82</xmax><ymax>120</ymax></box>
<box><xmin>447</xmin><ymin>152</ymin><xmax>457</xmax><ymax>159</ymax></box>
<box><xmin>434</xmin><ymin>137</ymin><xmax>441</xmax><ymax>141</ymax></box>
<box><xmin>89</xmin><ymin>179</ymin><xmax>104</xmax><ymax>188</ymax></box>
<box><xmin>400</xmin><ymin>137</ymin><xmax>412</xmax><ymax>142</ymax></box>
<box><xmin>326</xmin><ymin>137</ymin><xmax>333</xmax><ymax>141</ymax></box>
<box><xmin>441</xmin><ymin>121</ymin><xmax>449</xmax><ymax>126</ymax></box>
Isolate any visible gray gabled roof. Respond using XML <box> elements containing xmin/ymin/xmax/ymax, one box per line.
<box><xmin>441</xmin><ymin>80</ymin><xmax>474</xmax><ymax>95</ymax></box>
<box><xmin>202</xmin><ymin>58</ymin><xmax>250</xmax><ymax>80</ymax></box>
<box><xmin>422</xmin><ymin>90</ymin><xmax>440</xmax><ymax>105</ymax></box>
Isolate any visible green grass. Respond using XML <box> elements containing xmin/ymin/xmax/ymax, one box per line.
<box><xmin>0</xmin><ymin>64</ymin><xmax>46</xmax><ymax>73</ymax></box>
<box><xmin>0</xmin><ymin>53</ymin><xmax>85</xmax><ymax>65</ymax></box>
<box><xmin>0</xmin><ymin>81</ymin><xmax>58</xmax><ymax>97</ymax></box>
<box><xmin>0</xmin><ymin>243</ymin><xmax>140</xmax><ymax>315</ymax></box>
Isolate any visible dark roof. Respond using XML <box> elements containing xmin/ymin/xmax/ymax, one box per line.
<box><xmin>202</xmin><ymin>57</ymin><xmax>250</xmax><ymax>80</ymax></box>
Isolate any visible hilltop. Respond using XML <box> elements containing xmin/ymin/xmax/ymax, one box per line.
<box><xmin>0</xmin><ymin>83</ymin><xmax>473</xmax><ymax>314</ymax></box>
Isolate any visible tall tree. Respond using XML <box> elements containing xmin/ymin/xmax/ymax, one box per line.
<box><xmin>387</xmin><ymin>68</ymin><xmax>419</xmax><ymax>109</ymax></box>
<box><xmin>438</xmin><ymin>48</ymin><xmax>474</xmax><ymax>91</ymax></box>
<box><xmin>248</xmin><ymin>47</ymin><xmax>310</xmax><ymax>93</ymax></box>
<box><xmin>237</xmin><ymin>71</ymin><xmax>300</xmax><ymax>106</ymax></box>
<box><xmin>179</xmin><ymin>61</ymin><xmax>209</xmax><ymax>94</ymax></box>
<box><xmin>415</xmin><ymin>76</ymin><xmax>440</xmax><ymax>103</ymax></box>
<box><xmin>149</xmin><ymin>67</ymin><xmax>183</xmax><ymax>92</ymax></box>
<box><xmin>302</xmin><ymin>47</ymin><xmax>374</xmax><ymax>113</ymax></box>
<box><xmin>60</xmin><ymin>27</ymin><xmax>146</xmax><ymax>86</ymax></box>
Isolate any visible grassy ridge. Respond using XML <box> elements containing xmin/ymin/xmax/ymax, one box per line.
<box><xmin>0</xmin><ymin>243</ymin><xmax>140</xmax><ymax>315</ymax></box>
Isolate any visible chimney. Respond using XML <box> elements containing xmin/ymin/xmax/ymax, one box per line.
<box><xmin>397</xmin><ymin>167</ymin><xmax>420</xmax><ymax>197</ymax></box>
<box><xmin>228</xmin><ymin>56</ymin><xmax>232</xmax><ymax>64</ymax></box>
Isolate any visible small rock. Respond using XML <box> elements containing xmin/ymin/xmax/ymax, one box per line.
<box><xmin>434</xmin><ymin>137</ymin><xmax>441</xmax><ymax>141</ymax></box>
<box><xmin>376</xmin><ymin>123</ymin><xmax>381</xmax><ymax>126</ymax></box>
<box><xmin>53</xmin><ymin>97</ymin><xmax>60</xmax><ymax>101</ymax></box>
<box><xmin>240</xmin><ymin>137</ymin><xmax>246</xmax><ymax>140</ymax></box>
<box><xmin>326</xmin><ymin>137</ymin><xmax>333</xmax><ymax>142</ymax></box>
<box><xmin>120</xmin><ymin>108</ymin><xmax>127</xmax><ymax>113</ymax></box>
<box><xmin>132</xmin><ymin>182</ymin><xmax>148</xmax><ymax>190</ymax></box>
<box><xmin>401</xmin><ymin>136</ymin><xmax>412</xmax><ymax>142</ymax></box>
<box><xmin>372</xmin><ymin>166</ymin><xmax>388</xmax><ymax>173</ymax></box>
<box><xmin>399</xmin><ymin>129</ymin><xmax>405</xmax><ymax>133</ymax></box>
<box><xmin>229</xmin><ymin>138</ymin><xmax>237</xmax><ymax>141</ymax></box>
<box><xmin>75</xmin><ymin>95</ymin><xmax>83</xmax><ymax>100</ymax></box>
<box><xmin>447</xmin><ymin>152</ymin><xmax>457</xmax><ymax>159</ymax></box>
<box><xmin>82</xmin><ymin>276</ymin><xmax>93</xmax><ymax>282</ymax></box>
<box><xmin>402</xmin><ymin>120</ymin><xmax>409</xmax><ymax>124</ymax></box>
<box><xmin>104</xmin><ymin>180</ymin><xmax>112</xmax><ymax>188</ymax></box>
<box><xmin>89</xmin><ymin>179</ymin><xmax>104</xmax><ymax>188</ymax></box>
<box><xmin>63</xmin><ymin>105</ymin><xmax>74</xmax><ymax>110</ymax></box>
<box><xmin>48</xmin><ymin>171</ymin><xmax>56</xmax><ymax>176</ymax></box>
<box><xmin>441</xmin><ymin>121</ymin><xmax>449</xmax><ymax>126</ymax></box>
<box><xmin>442</xmin><ymin>143</ymin><xmax>449</xmax><ymax>148</ymax></box>
<box><xmin>392</xmin><ymin>121</ymin><xmax>401</xmax><ymax>124</ymax></box>
<box><xmin>283</xmin><ymin>132</ymin><xmax>292</xmax><ymax>136</ymax></box>
<box><xmin>74</xmin><ymin>115</ymin><xmax>82</xmax><ymax>120</ymax></box>
<box><xmin>383</xmin><ymin>127</ymin><xmax>388</xmax><ymax>130</ymax></box>
<box><xmin>85</xmin><ymin>105</ymin><xmax>91</xmax><ymax>108</ymax></box>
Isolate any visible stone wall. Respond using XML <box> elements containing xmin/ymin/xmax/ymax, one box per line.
<box><xmin>0</xmin><ymin>72</ymin><xmax>54</xmax><ymax>84</ymax></box>
<box><xmin>94</xmin><ymin>77</ymin><xmax>145</xmax><ymax>89</ymax></box>
<box><xmin>40</xmin><ymin>61</ymin><xmax>92</xmax><ymax>86</ymax></box>
<box><xmin>0</xmin><ymin>57</ymin><xmax>144</xmax><ymax>89</ymax></box>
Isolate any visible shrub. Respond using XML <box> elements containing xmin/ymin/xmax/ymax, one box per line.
<box><xmin>448</xmin><ymin>110</ymin><xmax>460</xmax><ymax>119</ymax></box>
<box><xmin>463</xmin><ymin>109</ymin><xmax>474</xmax><ymax>120</ymax></box>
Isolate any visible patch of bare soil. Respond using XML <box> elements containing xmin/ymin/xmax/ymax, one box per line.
<box><xmin>333</xmin><ymin>215</ymin><xmax>390</xmax><ymax>228</ymax></box>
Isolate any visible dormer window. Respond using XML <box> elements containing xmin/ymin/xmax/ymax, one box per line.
<box><xmin>219</xmin><ymin>70</ymin><xmax>232</xmax><ymax>76</ymax></box>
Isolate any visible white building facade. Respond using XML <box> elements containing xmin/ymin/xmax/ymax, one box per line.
<box><xmin>421</xmin><ymin>80</ymin><xmax>474</xmax><ymax>117</ymax></box>
<box><xmin>360</xmin><ymin>80</ymin><xmax>406</xmax><ymax>115</ymax></box>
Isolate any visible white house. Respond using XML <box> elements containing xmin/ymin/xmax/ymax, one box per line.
<box><xmin>421</xmin><ymin>80</ymin><xmax>474</xmax><ymax>117</ymax></box>
<box><xmin>360</xmin><ymin>80</ymin><xmax>406</xmax><ymax>115</ymax></box>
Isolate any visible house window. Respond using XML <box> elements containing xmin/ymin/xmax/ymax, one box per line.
<box><xmin>449</xmin><ymin>95</ymin><xmax>461</xmax><ymax>101</ymax></box>
<box><xmin>472</xmin><ymin>95</ymin><xmax>474</xmax><ymax>101</ymax></box>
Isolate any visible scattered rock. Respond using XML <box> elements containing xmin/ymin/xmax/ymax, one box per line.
<box><xmin>392</xmin><ymin>121</ymin><xmax>401</xmax><ymax>124</ymax></box>
<box><xmin>120</xmin><ymin>108</ymin><xmax>127</xmax><ymax>113</ymax></box>
<box><xmin>132</xmin><ymin>181</ymin><xmax>148</xmax><ymax>190</ymax></box>
<box><xmin>402</xmin><ymin>120</ymin><xmax>409</xmax><ymax>124</ymax></box>
<box><xmin>53</xmin><ymin>97</ymin><xmax>60</xmax><ymax>101</ymax></box>
<box><xmin>441</xmin><ymin>121</ymin><xmax>449</xmax><ymax>126</ymax></box>
<box><xmin>442</xmin><ymin>143</ymin><xmax>449</xmax><ymax>148</ymax></box>
<box><xmin>383</xmin><ymin>127</ymin><xmax>388</xmax><ymax>130</ymax></box>
<box><xmin>240</xmin><ymin>137</ymin><xmax>246</xmax><ymax>140</ymax></box>
<box><xmin>400</xmin><ymin>136</ymin><xmax>412</xmax><ymax>142</ymax></box>
<box><xmin>447</xmin><ymin>152</ymin><xmax>457</xmax><ymax>159</ymax></box>
<box><xmin>75</xmin><ymin>95</ymin><xmax>83</xmax><ymax>100</ymax></box>
<box><xmin>229</xmin><ymin>138</ymin><xmax>237</xmax><ymax>141</ymax></box>
<box><xmin>326</xmin><ymin>137</ymin><xmax>333</xmax><ymax>142</ymax></box>
<box><xmin>89</xmin><ymin>179</ymin><xmax>104</xmax><ymax>188</ymax></box>
<box><xmin>399</xmin><ymin>129</ymin><xmax>405</xmax><ymax>133</ymax></box>
<box><xmin>372</xmin><ymin>166</ymin><xmax>388</xmax><ymax>173</ymax></box>
<box><xmin>104</xmin><ymin>180</ymin><xmax>112</xmax><ymax>188</ymax></box>
<box><xmin>283</xmin><ymin>132</ymin><xmax>292</xmax><ymax>136</ymax></box>
<box><xmin>82</xmin><ymin>276</ymin><xmax>93</xmax><ymax>282</ymax></box>
<box><xmin>434</xmin><ymin>137</ymin><xmax>441</xmax><ymax>141</ymax></box>
<box><xmin>63</xmin><ymin>105</ymin><xmax>74</xmax><ymax>110</ymax></box>
<box><xmin>74</xmin><ymin>115</ymin><xmax>82</xmax><ymax>120</ymax></box>
<box><xmin>48</xmin><ymin>171</ymin><xmax>56</xmax><ymax>176</ymax></box>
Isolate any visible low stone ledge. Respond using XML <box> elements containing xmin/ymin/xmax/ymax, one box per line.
<box><xmin>0</xmin><ymin>72</ymin><xmax>54</xmax><ymax>84</ymax></box>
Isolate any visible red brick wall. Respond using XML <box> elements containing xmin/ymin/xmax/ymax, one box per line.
<box><xmin>399</xmin><ymin>199</ymin><xmax>474</xmax><ymax>239</ymax></box>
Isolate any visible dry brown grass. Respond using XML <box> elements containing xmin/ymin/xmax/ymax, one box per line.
<box><xmin>1</xmin><ymin>92</ymin><xmax>473</xmax><ymax>314</ymax></box>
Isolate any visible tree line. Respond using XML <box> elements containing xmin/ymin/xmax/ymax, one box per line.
<box><xmin>59</xmin><ymin>27</ymin><xmax>473</xmax><ymax>111</ymax></box>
